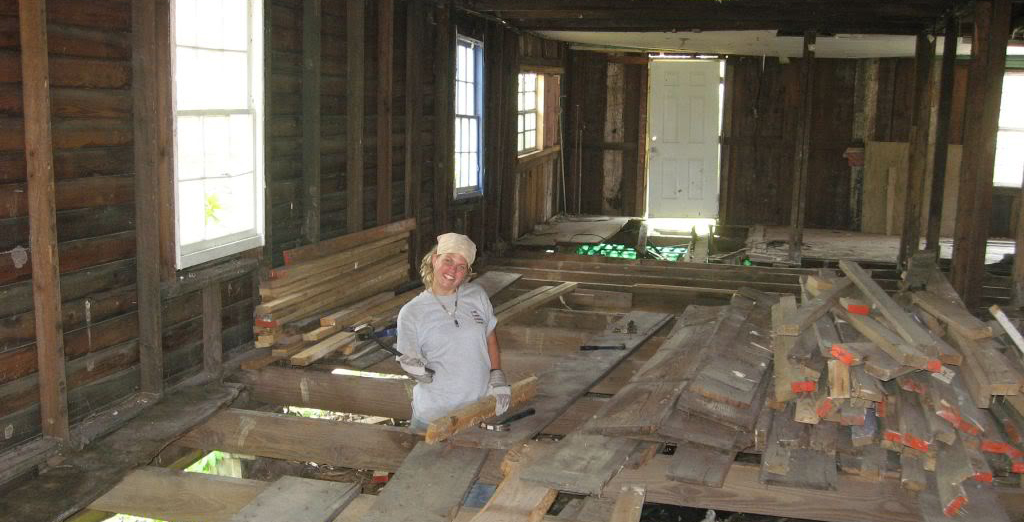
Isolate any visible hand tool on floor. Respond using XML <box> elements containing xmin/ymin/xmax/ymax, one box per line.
<box><xmin>579</xmin><ymin>343</ymin><xmax>626</xmax><ymax>351</ymax></box>
<box><xmin>479</xmin><ymin>407</ymin><xmax>536</xmax><ymax>431</ymax></box>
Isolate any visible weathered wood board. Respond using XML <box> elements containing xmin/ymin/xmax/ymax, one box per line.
<box><xmin>231</xmin><ymin>476</ymin><xmax>359</xmax><ymax>522</ymax></box>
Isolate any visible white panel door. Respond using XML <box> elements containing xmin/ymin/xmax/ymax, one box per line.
<box><xmin>647</xmin><ymin>60</ymin><xmax>721</xmax><ymax>218</ymax></box>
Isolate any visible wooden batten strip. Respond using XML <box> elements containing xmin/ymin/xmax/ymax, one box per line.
<box><xmin>376</xmin><ymin>0</ymin><xmax>393</xmax><ymax>226</ymax></box>
<box><xmin>282</xmin><ymin>217</ymin><xmax>414</xmax><ymax>265</ymax></box>
<box><xmin>19</xmin><ymin>0</ymin><xmax>69</xmax><ymax>440</ymax></box>
<box><xmin>345</xmin><ymin>0</ymin><xmax>365</xmax><ymax>234</ymax></box>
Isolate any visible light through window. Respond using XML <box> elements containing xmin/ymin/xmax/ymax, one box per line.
<box><xmin>173</xmin><ymin>0</ymin><xmax>264</xmax><ymax>268</ymax></box>
<box><xmin>454</xmin><ymin>35</ymin><xmax>483</xmax><ymax>198</ymax></box>
<box><xmin>517</xmin><ymin>72</ymin><xmax>539</xmax><ymax>153</ymax></box>
<box><xmin>995</xmin><ymin>72</ymin><xmax>1024</xmax><ymax>188</ymax></box>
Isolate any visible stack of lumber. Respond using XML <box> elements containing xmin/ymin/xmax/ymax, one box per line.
<box><xmin>755</xmin><ymin>258</ymin><xmax>1024</xmax><ymax>520</ymax></box>
<box><xmin>253</xmin><ymin>219</ymin><xmax>416</xmax><ymax>349</ymax></box>
<box><xmin>517</xmin><ymin>258</ymin><xmax>1024</xmax><ymax>521</ymax></box>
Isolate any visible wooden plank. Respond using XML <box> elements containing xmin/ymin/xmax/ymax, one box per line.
<box><xmin>949</xmin><ymin>329</ymin><xmax>1022</xmax><ymax>396</ymax></box>
<box><xmin>990</xmin><ymin>305</ymin><xmax>1024</xmax><ymax>358</ymax></box>
<box><xmin>495</xmin><ymin>282</ymin><xmax>578</xmax><ymax>323</ymax></box>
<box><xmin>290</xmin><ymin>332</ymin><xmax>360</xmax><ymax>366</ymax></box>
<box><xmin>925</xmin><ymin>15</ymin><xmax>959</xmax><ymax>252</ymax></box>
<box><xmin>782</xmin><ymin>278</ymin><xmax>853</xmax><ymax>335</ymax></box>
<box><xmin>450</xmin><ymin>312</ymin><xmax>672</xmax><ymax>448</ymax></box>
<box><xmin>346</xmin><ymin>0</ymin><xmax>365</xmax><ymax>233</ymax></box>
<box><xmin>19</xmin><ymin>0</ymin><xmax>69</xmax><ymax>440</ymax></box>
<box><xmin>897</xmin><ymin>32</ymin><xmax>935</xmax><ymax>268</ymax></box>
<box><xmin>177</xmin><ymin>409</ymin><xmax>421</xmax><ymax>472</ymax></box>
<box><xmin>787</xmin><ymin>31</ymin><xmax>815</xmax><ymax>262</ymax></box>
<box><xmin>283</xmin><ymin>219</ymin><xmax>415</xmax><ymax>266</ymax></box>
<box><xmin>665</xmin><ymin>442</ymin><xmax>736</xmax><ymax>488</ymax></box>
<box><xmin>519</xmin><ymin>432</ymin><xmax>639</xmax><ymax>496</ymax></box>
<box><xmin>839</xmin><ymin>260</ymin><xmax>936</xmax><ymax>354</ymax></box>
<box><xmin>302</xmin><ymin>0</ymin><xmax>322</xmax><ymax>243</ymax></box>
<box><xmin>376</xmin><ymin>0</ymin><xmax>393</xmax><ymax>226</ymax></box>
<box><xmin>203</xmin><ymin>283</ymin><xmax>223</xmax><ymax>377</ymax></box>
<box><xmin>231</xmin><ymin>476</ymin><xmax>358</xmax><ymax>522</ymax></box>
<box><xmin>132</xmin><ymin>0</ymin><xmax>163</xmax><ymax>395</ymax></box>
<box><xmin>469</xmin><ymin>444</ymin><xmax>557</xmax><ymax>522</ymax></box>
<box><xmin>951</xmin><ymin>0</ymin><xmax>1011</xmax><ymax>308</ymax></box>
<box><xmin>835</xmin><ymin>308</ymin><xmax>931</xmax><ymax>370</ymax></box>
<box><xmin>473</xmin><ymin>271</ymin><xmax>523</xmax><ymax>298</ymax></box>
<box><xmin>609</xmin><ymin>484</ymin><xmax>645</xmax><ymax>522</ymax></box>
<box><xmin>404</xmin><ymin>0</ymin><xmax>423</xmax><ymax>262</ymax></box>
<box><xmin>91</xmin><ymin>466</ymin><xmax>266</xmax><ymax>522</ymax></box>
<box><xmin>360</xmin><ymin>442</ymin><xmax>488</xmax><ymax>522</ymax></box>
<box><xmin>912</xmin><ymin>290</ymin><xmax>992</xmax><ymax>340</ymax></box>
<box><xmin>0</xmin><ymin>383</ymin><xmax>240</xmax><ymax>521</ymax></box>
<box><xmin>425</xmin><ymin>376</ymin><xmax>538</xmax><ymax>443</ymax></box>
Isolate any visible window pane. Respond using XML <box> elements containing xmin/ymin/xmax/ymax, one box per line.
<box><xmin>469</xmin><ymin>119</ymin><xmax>478</xmax><ymax>153</ymax></box>
<box><xmin>179</xmin><ymin>179</ymin><xmax>205</xmax><ymax>245</ymax></box>
<box><xmin>1000</xmin><ymin>75</ymin><xmax>1024</xmax><ymax>129</ymax></box>
<box><xmin>229</xmin><ymin>113</ymin><xmax>255</xmax><ymax>175</ymax></box>
<box><xmin>525</xmin><ymin>92</ymin><xmax>535</xmax><ymax>111</ymax></box>
<box><xmin>518</xmin><ymin>133</ymin><xmax>524</xmax><ymax>152</ymax></box>
<box><xmin>204</xmin><ymin>173</ymin><xmax>255</xmax><ymax>238</ymax></box>
<box><xmin>526</xmin><ymin>112</ymin><xmax>536</xmax><ymax>131</ymax></box>
<box><xmin>176</xmin><ymin>115</ymin><xmax>205</xmax><ymax>181</ymax></box>
<box><xmin>196</xmin><ymin>0</ymin><xmax>225</xmax><ymax>50</ymax></box>
<box><xmin>176</xmin><ymin>0</ymin><xmax>198</xmax><ymax>47</ymax></box>
<box><xmin>222</xmin><ymin>0</ymin><xmax>249</xmax><ymax>51</ymax></box>
<box><xmin>526</xmin><ymin>130</ymin><xmax>535</xmax><ymax>150</ymax></box>
<box><xmin>994</xmin><ymin>130</ymin><xmax>1024</xmax><ymax>187</ymax></box>
<box><xmin>517</xmin><ymin>92</ymin><xmax>524</xmax><ymax>111</ymax></box>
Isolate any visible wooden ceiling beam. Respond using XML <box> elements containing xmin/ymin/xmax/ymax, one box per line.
<box><xmin>499</xmin><ymin>18</ymin><xmax>935</xmax><ymax>35</ymax></box>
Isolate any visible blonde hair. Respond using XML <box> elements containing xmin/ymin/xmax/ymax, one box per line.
<box><xmin>419</xmin><ymin>246</ymin><xmax>473</xmax><ymax>288</ymax></box>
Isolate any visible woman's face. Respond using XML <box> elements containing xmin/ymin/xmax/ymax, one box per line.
<box><xmin>431</xmin><ymin>252</ymin><xmax>470</xmax><ymax>295</ymax></box>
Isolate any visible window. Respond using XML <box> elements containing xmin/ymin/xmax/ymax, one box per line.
<box><xmin>995</xmin><ymin>72</ymin><xmax>1024</xmax><ymax>188</ymax></box>
<box><xmin>454</xmin><ymin>35</ymin><xmax>483</xmax><ymax>198</ymax></box>
<box><xmin>517</xmin><ymin>72</ymin><xmax>542</xmax><ymax>154</ymax></box>
<box><xmin>173</xmin><ymin>0</ymin><xmax>264</xmax><ymax>268</ymax></box>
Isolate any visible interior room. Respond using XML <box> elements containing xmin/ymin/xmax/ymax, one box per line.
<box><xmin>3</xmin><ymin>1</ymin><xmax>1024</xmax><ymax>521</ymax></box>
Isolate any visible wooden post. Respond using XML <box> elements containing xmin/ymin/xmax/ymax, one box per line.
<box><xmin>951</xmin><ymin>0</ymin><xmax>1010</xmax><ymax>308</ymax></box>
<box><xmin>202</xmin><ymin>284</ymin><xmax>223</xmax><ymax>378</ymax></box>
<box><xmin>404</xmin><ymin>0</ymin><xmax>424</xmax><ymax>270</ymax></box>
<box><xmin>787</xmin><ymin>30</ymin><xmax>815</xmax><ymax>263</ymax></box>
<box><xmin>377</xmin><ymin>0</ymin><xmax>394</xmax><ymax>226</ymax></box>
<box><xmin>346</xmin><ymin>0</ymin><xmax>366</xmax><ymax>233</ymax></box>
<box><xmin>1014</xmin><ymin>170</ymin><xmax>1024</xmax><ymax>306</ymax></box>
<box><xmin>262</xmin><ymin>0</ymin><xmax>275</xmax><ymax>264</ymax></box>
<box><xmin>432</xmin><ymin>3</ymin><xmax>452</xmax><ymax>233</ymax></box>
<box><xmin>302</xmin><ymin>0</ymin><xmax>322</xmax><ymax>243</ymax></box>
<box><xmin>156</xmin><ymin>0</ymin><xmax>175</xmax><ymax>280</ymax></box>
<box><xmin>925</xmin><ymin>16</ymin><xmax>959</xmax><ymax>254</ymax></box>
<box><xmin>897</xmin><ymin>32</ymin><xmax>935</xmax><ymax>269</ymax></box>
<box><xmin>19</xmin><ymin>0</ymin><xmax>70</xmax><ymax>440</ymax></box>
<box><xmin>132</xmin><ymin>0</ymin><xmax>164</xmax><ymax>395</ymax></box>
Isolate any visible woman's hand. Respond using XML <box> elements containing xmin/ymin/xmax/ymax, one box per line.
<box><xmin>487</xmin><ymin>369</ymin><xmax>511</xmax><ymax>415</ymax></box>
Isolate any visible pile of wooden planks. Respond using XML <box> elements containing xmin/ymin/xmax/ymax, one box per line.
<box><xmin>253</xmin><ymin>219</ymin><xmax>416</xmax><ymax>349</ymax></box>
<box><xmin>759</xmin><ymin>259</ymin><xmax>1024</xmax><ymax>520</ymax></box>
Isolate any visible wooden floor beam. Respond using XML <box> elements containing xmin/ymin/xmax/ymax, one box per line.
<box><xmin>951</xmin><ymin>0</ymin><xmax>1011</xmax><ymax>308</ymax></box>
<box><xmin>19</xmin><ymin>0</ymin><xmax>69</xmax><ymax>440</ymax></box>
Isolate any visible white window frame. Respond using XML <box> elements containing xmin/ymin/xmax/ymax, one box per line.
<box><xmin>994</xmin><ymin>70</ymin><xmax>1024</xmax><ymax>188</ymax></box>
<box><xmin>172</xmin><ymin>0</ymin><xmax>265</xmax><ymax>269</ymax></box>
<box><xmin>517</xmin><ymin>72</ymin><xmax>542</xmax><ymax>155</ymax></box>
<box><xmin>454</xmin><ymin>35</ymin><xmax>484</xmax><ymax>199</ymax></box>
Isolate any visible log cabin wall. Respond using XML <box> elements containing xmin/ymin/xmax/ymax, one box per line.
<box><xmin>0</xmin><ymin>0</ymin><xmax>254</xmax><ymax>453</ymax></box>
<box><xmin>564</xmin><ymin>51</ymin><xmax>648</xmax><ymax>217</ymax></box>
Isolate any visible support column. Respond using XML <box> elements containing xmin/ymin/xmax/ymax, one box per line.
<box><xmin>346</xmin><ymin>0</ymin><xmax>366</xmax><ymax>233</ymax></box>
<box><xmin>132</xmin><ymin>0</ymin><xmax>164</xmax><ymax>395</ymax></box>
<box><xmin>898</xmin><ymin>32</ymin><xmax>935</xmax><ymax>268</ymax></box>
<box><xmin>404</xmin><ymin>0</ymin><xmax>424</xmax><ymax>270</ymax></box>
<box><xmin>432</xmin><ymin>3</ymin><xmax>453</xmax><ymax>233</ymax></box>
<box><xmin>951</xmin><ymin>0</ymin><xmax>1010</xmax><ymax>307</ymax></box>
<box><xmin>377</xmin><ymin>0</ymin><xmax>394</xmax><ymax>226</ymax></box>
<box><xmin>20</xmin><ymin>0</ymin><xmax>70</xmax><ymax>440</ymax></box>
<box><xmin>302</xmin><ymin>0</ymin><xmax>322</xmax><ymax>243</ymax></box>
<box><xmin>1014</xmin><ymin>172</ymin><xmax>1024</xmax><ymax>306</ymax></box>
<box><xmin>925</xmin><ymin>16</ymin><xmax>959</xmax><ymax>254</ymax></box>
<box><xmin>787</xmin><ymin>30</ymin><xmax>815</xmax><ymax>263</ymax></box>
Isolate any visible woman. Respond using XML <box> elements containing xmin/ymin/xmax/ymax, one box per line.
<box><xmin>396</xmin><ymin>232</ymin><xmax>511</xmax><ymax>433</ymax></box>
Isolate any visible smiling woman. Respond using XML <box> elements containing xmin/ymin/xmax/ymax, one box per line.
<box><xmin>395</xmin><ymin>233</ymin><xmax>510</xmax><ymax>433</ymax></box>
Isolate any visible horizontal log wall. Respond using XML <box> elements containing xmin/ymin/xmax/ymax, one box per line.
<box><xmin>0</xmin><ymin>0</ymin><xmax>252</xmax><ymax>453</ymax></box>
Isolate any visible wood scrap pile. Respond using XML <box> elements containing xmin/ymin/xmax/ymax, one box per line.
<box><xmin>526</xmin><ymin>257</ymin><xmax>1024</xmax><ymax>521</ymax></box>
<box><xmin>252</xmin><ymin>219</ymin><xmax>416</xmax><ymax>356</ymax></box>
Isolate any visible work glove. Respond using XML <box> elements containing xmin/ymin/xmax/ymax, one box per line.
<box><xmin>487</xmin><ymin>369</ymin><xmax>511</xmax><ymax>416</ymax></box>
<box><xmin>398</xmin><ymin>354</ymin><xmax>433</xmax><ymax>384</ymax></box>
